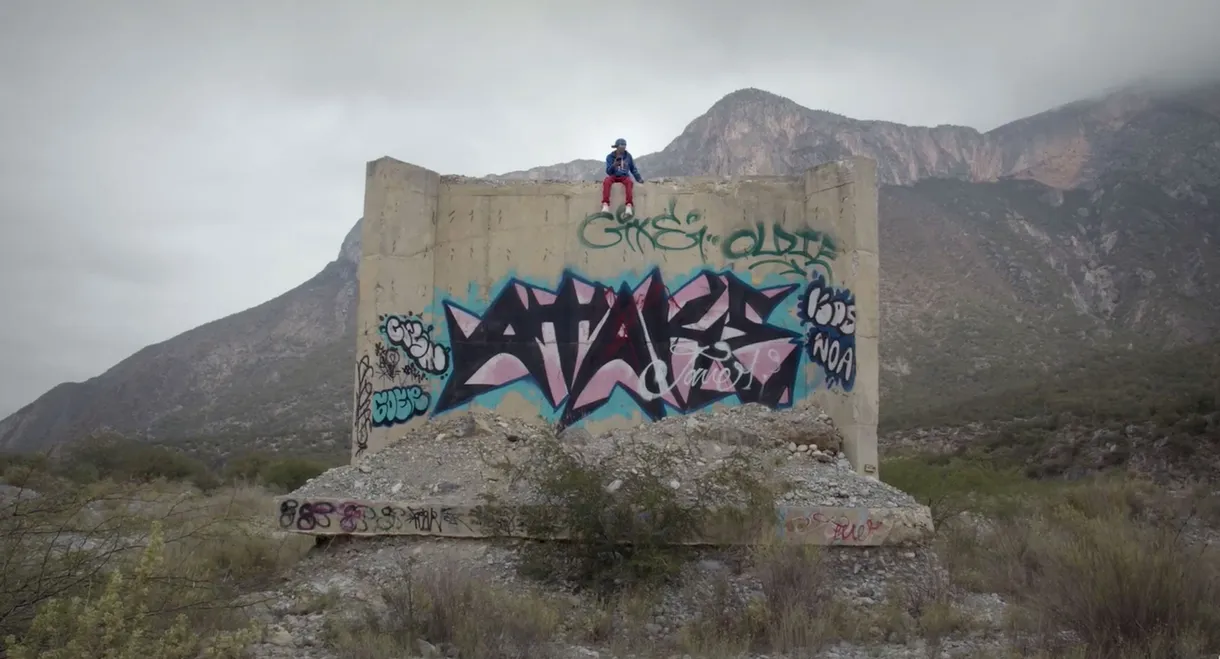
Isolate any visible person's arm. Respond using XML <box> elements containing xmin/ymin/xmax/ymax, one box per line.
<box><xmin>605</xmin><ymin>154</ymin><xmax>616</xmax><ymax>176</ymax></box>
<box><xmin>629</xmin><ymin>156</ymin><xmax>643</xmax><ymax>182</ymax></box>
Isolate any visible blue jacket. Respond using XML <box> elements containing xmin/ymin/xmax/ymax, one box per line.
<box><xmin>605</xmin><ymin>150</ymin><xmax>643</xmax><ymax>182</ymax></box>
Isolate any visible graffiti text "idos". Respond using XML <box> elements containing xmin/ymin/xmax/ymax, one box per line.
<box><xmin>798</xmin><ymin>274</ymin><xmax>856</xmax><ymax>390</ymax></box>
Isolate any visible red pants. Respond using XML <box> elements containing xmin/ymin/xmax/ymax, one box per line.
<box><xmin>601</xmin><ymin>175</ymin><xmax>634</xmax><ymax>205</ymax></box>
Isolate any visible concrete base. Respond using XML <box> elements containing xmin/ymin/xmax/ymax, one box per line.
<box><xmin>273</xmin><ymin>496</ymin><xmax>934</xmax><ymax>547</ymax></box>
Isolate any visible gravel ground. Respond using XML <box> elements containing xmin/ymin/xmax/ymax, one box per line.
<box><xmin>253</xmin><ymin>407</ymin><xmax>967</xmax><ymax>658</ymax></box>
<box><xmin>243</xmin><ymin>535</ymin><xmax>1010</xmax><ymax>659</ymax></box>
<box><xmin>290</xmin><ymin>404</ymin><xmax>918</xmax><ymax>511</ymax></box>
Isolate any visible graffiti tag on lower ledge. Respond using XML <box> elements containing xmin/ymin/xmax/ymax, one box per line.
<box><xmin>274</xmin><ymin>497</ymin><xmax>927</xmax><ymax>546</ymax></box>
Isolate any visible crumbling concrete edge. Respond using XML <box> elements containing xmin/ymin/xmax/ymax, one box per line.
<box><xmin>274</xmin><ymin>496</ymin><xmax>934</xmax><ymax>547</ymax></box>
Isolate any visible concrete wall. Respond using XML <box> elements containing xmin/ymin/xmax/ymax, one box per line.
<box><xmin>355</xmin><ymin>157</ymin><xmax>880</xmax><ymax>476</ymax></box>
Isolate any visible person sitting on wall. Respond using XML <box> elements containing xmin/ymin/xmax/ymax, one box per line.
<box><xmin>602</xmin><ymin>138</ymin><xmax>644</xmax><ymax>215</ymax></box>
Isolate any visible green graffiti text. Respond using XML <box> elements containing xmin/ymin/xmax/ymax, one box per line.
<box><xmin>578</xmin><ymin>199</ymin><xmax>716</xmax><ymax>261</ymax></box>
<box><xmin>577</xmin><ymin>198</ymin><xmax>838</xmax><ymax>280</ymax></box>
<box><xmin>721</xmin><ymin>222</ymin><xmax>838</xmax><ymax>279</ymax></box>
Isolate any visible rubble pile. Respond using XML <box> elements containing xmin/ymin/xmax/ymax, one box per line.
<box><xmin>291</xmin><ymin>404</ymin><xmax>917</xmax><ymax>511</ymax></box>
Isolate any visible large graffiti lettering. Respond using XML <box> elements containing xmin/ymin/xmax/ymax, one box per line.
<box><xmin>435</xmin><ymin>268</ymin><xmax>803</xmax><ymax>428</ymax></box>
<box><xmin>380</xmin><ymin>314</ymin><xmax>451</xmax><ymax>379</ymax></box>
<box><xmin>578</xmin><ymin>199</ymin><xmax>838</xmax><ymax>278</ymax></box>
<box><xmin>353</xmin><ymin>356</ymin><xmax>374</xmax><ymax>457</ymax></box>
<box><xmin>371</xmin><ymin>385</ymin><xmax>430</xmax><ymax>427</ymax></box>
<box><xmin>798</xmin><ymin>274</ymin><xmax>856</xmax><ymax>390</ymax></box>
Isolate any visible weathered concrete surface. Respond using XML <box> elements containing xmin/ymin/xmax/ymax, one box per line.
<box><xmin>274</xmin><ymin>496</ymin><xmax>933</xmax><ymax>547</ymax></box>
<box><xmin>357</xmin><ymin>157</ymin><xmax>880</xmax><ymax>476</ymax></box>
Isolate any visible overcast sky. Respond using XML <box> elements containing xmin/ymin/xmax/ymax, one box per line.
<box><xmin>1</xmin><ymin>0</ymin><xmax>1218</xmax><ymax>420</ymax></box>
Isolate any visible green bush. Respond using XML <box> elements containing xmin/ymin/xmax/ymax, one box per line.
<box><xmin>58</xmin><ymin>435</ymin><xmax>219</xmax><ymax>490</ymax></box>
<box><xmin>221</xmin><ymin>453</ymin><xmax>327</xmax><ymax>492</ymax></box>
<box><xmin>259</xmin><ymin>458</ymin><xmax>327</xmax><ymax>492</ymax></box>
<box><xmin>884</xmin><ymin>340</ymin><xmax>1220</xmax><ymax>431</ymax></box>
<box><xmin>474</xmin><ymin>435</ymin><xmax>776</xmax><ymax>593</ymax></box>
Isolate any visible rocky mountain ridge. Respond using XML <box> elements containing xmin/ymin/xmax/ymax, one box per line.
<box><xmin>500</xmin><ymin>84</ymin><xmax>1220</xmax><ymax>191</ymax></box>
<box><xmin>2</xmin><ymin>81</ymin><xmax>1217</xmax><ymax>453</ymax></box>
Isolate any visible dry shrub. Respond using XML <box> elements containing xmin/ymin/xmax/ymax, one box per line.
<box><xmin>1016</xmin><ymin>512</ymin><xmax>1219</xmax><ymax>657</ymax></box>
<box><xmin>572</xmin><ymin>587</ymin><xmax>658</xmax><ymax>652</ymax></box>
<box><xmin>328</xmin><ymin>559</ymin><xmax>560</xmax><ymax>659</ymax></box>
<box><xmin>939</xmin><ymin>479</ymin><xmax>1220</xmax><ymax>658</ymax></box>
<box><xmin>1</xmin><ymin>481</ymin><xmax>313</xmax><ymax>651</ymax></box>
<box><xmin>4</xmin><ymin>522</ymin><xmax>259</xmax><ymax>659</ymax></box>
<box><xmin>876</xmin><ymin>555</ymin><xmax>970</xmax><ymax>647</ymax></box>
<box><xmin>682</xmin><ymin>542</ymin><xmax>854</xmax><ymax>655</ymax></box>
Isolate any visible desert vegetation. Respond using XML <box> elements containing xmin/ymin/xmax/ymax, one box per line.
<box><xmin>2</xmin><ymin>348</ymin><xmax>1219</xmax><ymax>658</ymax></box>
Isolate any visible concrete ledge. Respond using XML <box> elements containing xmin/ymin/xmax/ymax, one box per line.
<box><xmin>274</xmin><ymin>496</ymin><xmax>934</xmax><ymax>547</ymax></box>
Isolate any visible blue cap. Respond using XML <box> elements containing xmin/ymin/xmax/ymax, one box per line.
<box><xmin>613</xmin><ymin>138</ymin><xmax>627</xmax><ymax>147</ymax></box>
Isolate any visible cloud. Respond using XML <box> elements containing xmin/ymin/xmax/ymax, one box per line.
<box><xmin>1</xmin><ymin>0</ymin><xmax>1217</xmax><ymax>418</ymax></box>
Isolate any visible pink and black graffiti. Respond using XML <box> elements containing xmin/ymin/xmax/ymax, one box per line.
<box><xmin>797</xmin><ymin>273</ymin><xmax>856</xmax><ymax>390</ymax></box>
<box><xmin>435</xmin><ymin>268</ymin><xmax>803</xmax><ymax>428</ymax></box>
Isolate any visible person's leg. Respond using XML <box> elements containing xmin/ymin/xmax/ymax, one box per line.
<box><xmin>601</xmin><ymin>176</ymin><xmax>614</xmax><ymax>205</ymax></box>
<box><xmin>622</xmin><ymin>177</ymin><xmax>635</xmax><ymax>206</ymax></box>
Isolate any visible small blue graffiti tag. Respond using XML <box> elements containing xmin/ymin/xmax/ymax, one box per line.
<box><xmin>797</xmin><ymin>274</ymin><xmax>856</xmax><ymax>390</ymax></box>
<box><xmin>371</xmin><ymin>385</ymin><xmax>431</xmax><ymax>427</ymax></box>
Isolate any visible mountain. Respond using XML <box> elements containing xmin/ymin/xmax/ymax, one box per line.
<box><xmin>0</xmin><ymin>223</ymin><xmax>361</xmax><ymax>453</ymax></box>
<box><xmin>2</xmin><ymin>82</ymin><xmax>1219</xmax><ymax>453</ymax></box>
<box><xmin>502</xmin><ymin>85</ymin><xmax>1220</xmax><ymax>190</ymax></box>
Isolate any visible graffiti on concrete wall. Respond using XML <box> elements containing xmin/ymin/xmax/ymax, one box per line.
<box><xmin>380</xmin><ymin>314</ymin><xmax>451</xmax><ymax>380</ymax></box>
<box><xmin>371</xmin><ymin>385</ymin><xmax>431</xmax><ymax>427</ymax></box>
<box><xmin>353</xmin><ymin>356</ymin><xmax>374</xmax><ymax>458</ymax></box>
<box><xmin>578</xmin><ymin>198</ymin><xmax>839</xmax><ymax>279</ymax></box>
<box><xmin>778</xmin><ymin>507</ymin><xmax>883</xmax><ymax>545</ymax></box>
<box><xmin>278</xmin><ymin>498</ymin><xmax>477</xmax><ymax>535</ymax></box>
<box><xmin>353</xmin><ymin>313</ymin><xmax>453</xmax><ymax>435</ymax></box>
<box><xmin>434</xmin><ymin>268</ymin><xmax>803</xmax><ymax>428</ymax></box>
<box><xmin>798</xmin><ymin>274</ymin><xmax>856</xmax><ymax>390</ymax></box>
<box><xmin>722</xmin><ymin>222</ymin><xmax>838</xmax><ymax>279</ymax></box>
<box><xmin>277</xmin><ymin>498</ymin><xmax>902</xmax><ymax>546</ymax></box>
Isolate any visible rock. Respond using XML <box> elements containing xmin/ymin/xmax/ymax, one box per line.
<box><xmin>266</xmin><ymin>625</ymin><xmax>294</xmax><ymax>647</ymax></box>
<box><xmin>560</xmin><ymin>426</ymin><xmax>593</xmax><ymax>444</ymax></box>
<box><xmin>605</xmin><ymin>479</ymin><xmax>623</xmax><ymax>494</ymax></box>
<box><xmin>417</xmin><ymin>638</ymin><xmax>441</xmax><ymax>657</ymax></box>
